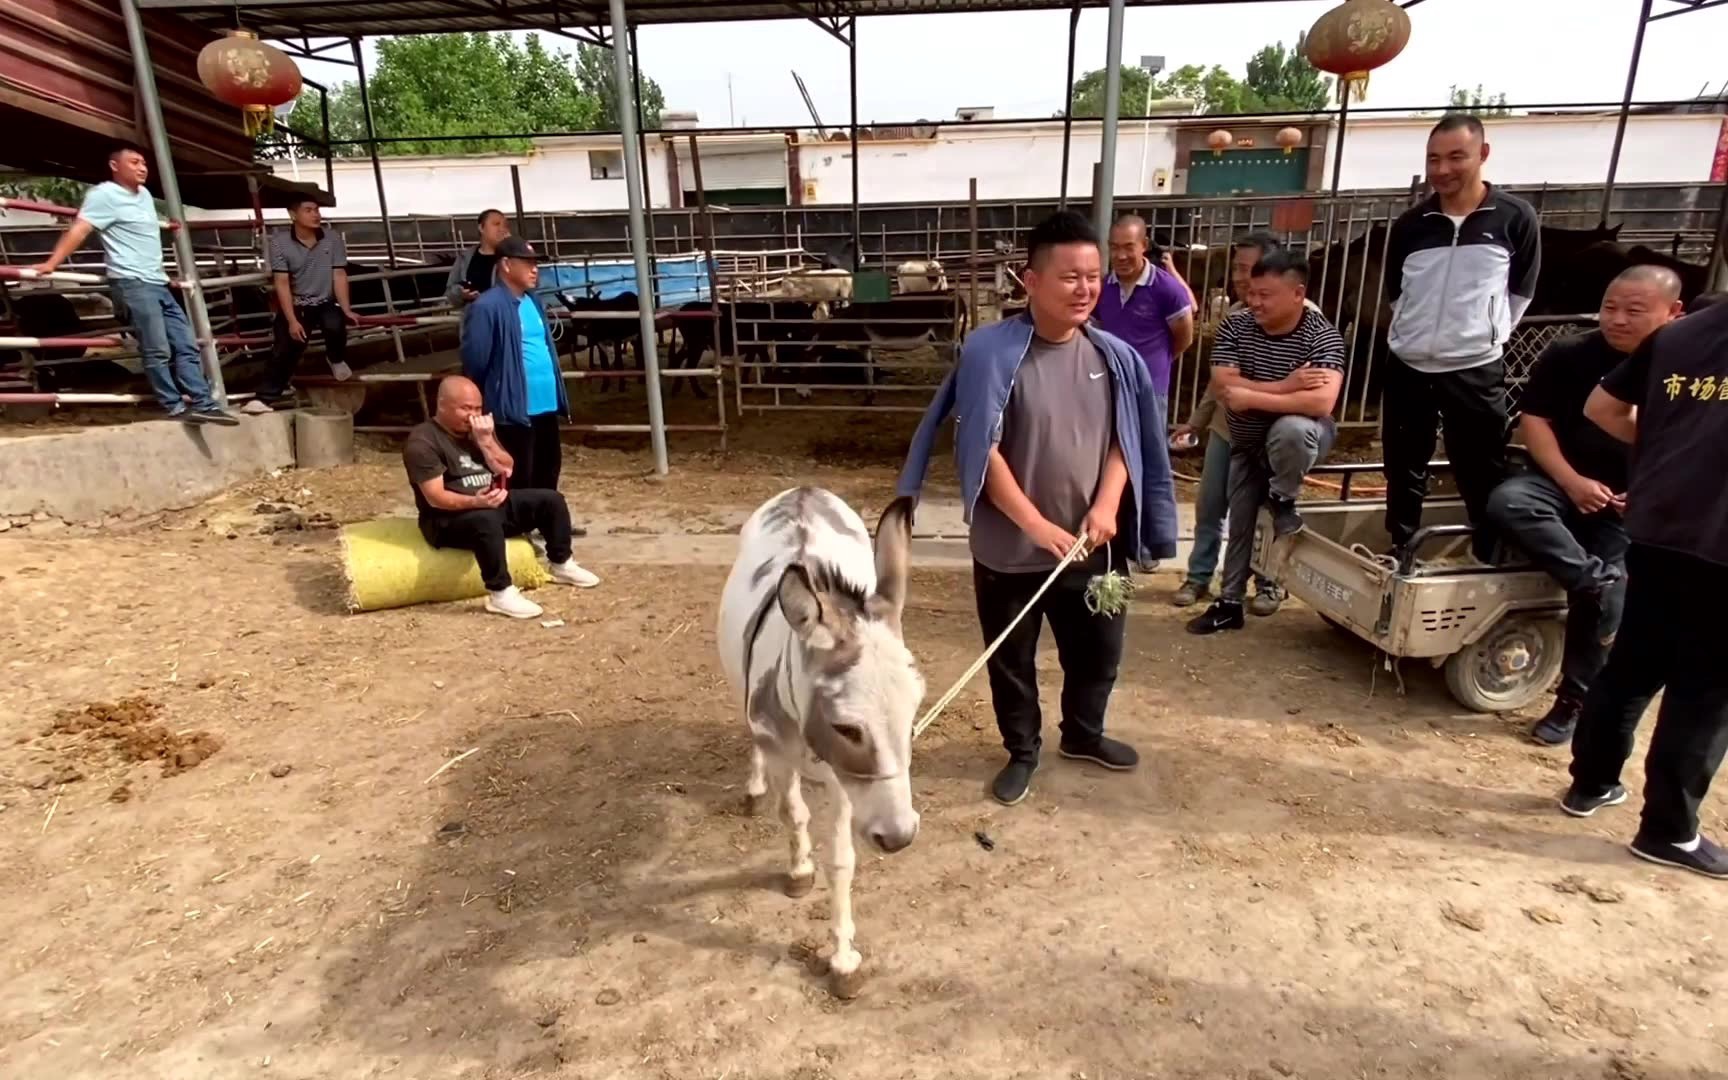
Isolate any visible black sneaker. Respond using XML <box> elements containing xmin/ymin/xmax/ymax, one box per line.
<box><xmin>1186</xmin><ymin>599</ymin><xmax>1246</xmax><ymax>635</ymax></box>
<box><xmin>1058</xmin><ymin>736</ymin><xmax>1139</xmax><ymax>771</ymax></box>
<box><xmin>1560</xmin><ymin>783</ymin><xmax>1628</xmax><ymax>818</ymax></box>
<box><xmin>1628</xmin><ymin>833</ymin><xmax>1728</xmax><ymax>880</ymax></box>
<box><xmin>991</xmin><ymin>759</ymin><xmax>1037</xmax><ymax>806</ymax></box>
<box><xmin>191</xmin><ymin>408</ymin><xmax>241</xmax><ymax>427</ymax></box>
<box><xmin>1268</xmin><ymin>495</ymin><xmax>1304</xmax><ymax>539</ymax></box>
<box><xmin>1530</xmin><ymin>693</ymin><xmax>1583</xmax><ymax>747</ymax></box>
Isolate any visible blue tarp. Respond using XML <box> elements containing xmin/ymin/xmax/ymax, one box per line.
<box><xmin>538</xmin><ymin>255</ymin><xmax>711</xmax><ymax>308</ymax></box>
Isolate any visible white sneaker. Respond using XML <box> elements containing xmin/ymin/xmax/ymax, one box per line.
<box><xmin>329</xmin><ymin>361</ymin><xmax>354</xmax><ymax>382</ymax></box>
<box><xmin>549</xmin><ymin>560</ymin><xmax>600</xmax><ymax>588</ymax></box>
<box><xmin>484</xmin><ymin>586</ymin><xmax>543</xmax><ymax>619</ymax></box>
<box><xmin>241</xmin><ymin>399</ymin><xmax>273</xmax><ymax>415</ymax></box>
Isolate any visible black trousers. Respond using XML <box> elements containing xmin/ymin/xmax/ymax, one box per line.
<box><xmin>1484</xmin><ymin>471</ymin><xmax>1629</xmax><ymax>699</ymax></box>
<box><xmin>973</xmin><ymin>555</ymin><xmax>1126</xmax><ymax>761</ymax></box>
<box><xmin>496</xmin><ymin>413</ymin><xmax>563</xmax><ymax>491</ymax></box>
<box><xmin>1569</xmin><ymin>544</ymin><xmax>1728</xmax><ymax>845</ymax></box>
<box><xmin>1382</xmin><ymin>357</ymin><xmax>1509</xmax><ymax>552</ymax></box>
<box><xmin>260</xmin><ymin>302</ymin><xmax>348</xmax><ymax>402</ymax></box>
<box><xmin>418</xmin><ymin>490</ymin><xmax>573</xmax><ymax>592</ymax></box>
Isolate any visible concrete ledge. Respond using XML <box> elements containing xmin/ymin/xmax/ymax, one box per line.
<box><xmin>0</xmin><ymin>413</ymin><xmax>295</xmax><ymax>522</ymax></box>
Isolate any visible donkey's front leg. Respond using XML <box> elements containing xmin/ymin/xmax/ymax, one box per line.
<box><xmin>743</xmin><ymin>743</ymin><xmax>769</xmax><ymax>816</ymax></box>
<box><xmin>825</xmin><ymin>789</ymin><xmax>865</xmax><ymax>998</ymax></box>
<box><xmin>780</xmin><ymin>771</ymin><xmax>816</xmax><ymax>898</ymax></box>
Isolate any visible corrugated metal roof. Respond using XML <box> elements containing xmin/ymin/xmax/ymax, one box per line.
<box><xmin>136</xmin><ymin>1</ymin><xmax>1281</xmax><ymax>40</ymax></box>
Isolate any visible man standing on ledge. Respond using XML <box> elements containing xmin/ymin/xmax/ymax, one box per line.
<box><xmin>897</xmin><ymin>211</ymin><xmax>1179</xmax><ymax>807</ymax></box>
<box><xmin>1382</xmin><ymin>114</ymin><xmax>1540</xmax><ymax>560</ymax></box>
<box><xmin>1559</xmin><ymin>295</ymin><xmax>1728</xmax><ymax>879</ymax></box>
<box><xmin>31</xmin><ymin>143</ymin><xmax>236</xmax><ymax>425</ymax></box>
<box><xmin>460</xmin><ymin>237</ymin><xmax>570</xmax><ymax>493</ymax></box>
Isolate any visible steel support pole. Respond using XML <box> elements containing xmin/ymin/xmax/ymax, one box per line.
<box><xmin>1330</xmin><ymin>92</ymin><xmax>1351</xmax><ymax>197</ymax></box>
<box><xmin>352</xmin><ymin>38</ymin><xmax>397</xmax><ymax>267</ymax></box>
<box><xmin>608</xmin><ymin>0</ymin><xmax>670</xmax><ymax>475</ymax></box>
<box><xmin>1058</xmin><ymin>2</ymin><xmax>1080</xmax><ymax>208</ymax></box>
<box><xmin>1093</xmin><ymin>0</ymin><xmax>1126</xmax><ymax>236</ymax></box>
<box><xmin>848</xmin><ymin>17</ymin><xmax>862</xmax><ymax>266</ymax></box>
<box><xmin>119</xmin><ymin>0</ymin><xmax>226</xmax><ymax>404</ymax></box>
<box><xmin>630</xmin><ymin>26</ymin><xmax>660</xmax><ymax>297</ymax></box>
<box><xmin>319</xmin><ymin>85</ymin><xmax>335</xmax><ymax>197</ymax></box>
<box><xmin>1601</xmin><ymin>0</ymin><xmax>1654</xmax><ymax>225</ymax></box>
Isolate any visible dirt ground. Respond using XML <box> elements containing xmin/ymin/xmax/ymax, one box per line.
<box><xmin>1</xmin><ymin>442</ymin><xmax>1724</xmax><ymax>1080</ymax></box>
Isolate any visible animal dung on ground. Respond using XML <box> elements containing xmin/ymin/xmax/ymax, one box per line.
<box><xmin>48</xmin><ymin>696</ymin><xmax>221</xmax><ymax>776</ymax></box>
<box><xmin>339</xmin><ymin>517</ymin><xmax>549</xmax><ymax>612</ymax></box>
<box><xmin>973</xmin><ymin>830</ymin><xmax>996</xmax><ymax>852</ymax></box>
<box><xmin>1552</xmin><ymin>875</ymin><xmax>1626</xmax><ymax>904</ymax></box>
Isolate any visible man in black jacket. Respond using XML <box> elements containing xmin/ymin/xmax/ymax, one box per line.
<box><xmin>1382</xmin><ymin>114</ymin><xmax>1541</xmax><ymax>560</ymax></box>
<box><xmin>1560</xmin><ymin>295</ymin><xmax>1728</xmax><ymax>880</ymax></box>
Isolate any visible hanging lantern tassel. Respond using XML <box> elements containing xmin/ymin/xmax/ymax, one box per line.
<box><xmin>243</xmin><ymin>105</ymin><xmax>273</xmax><ymax>138</ymax></box>
<box><xmin>1338</xmin><ymin>72</ymin><xmax>1371</xmax><ymax>103</ymax></box>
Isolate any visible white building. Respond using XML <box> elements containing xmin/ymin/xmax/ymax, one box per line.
<box><xmin>182</xmin><ymin>106</ymin><xmax>1727</xmax><ymax>223</ymax></box>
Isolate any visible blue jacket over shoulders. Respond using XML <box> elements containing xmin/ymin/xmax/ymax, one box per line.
<box><xmin>459</xmin><ymin>285</ymin><xmax>569</xmax><ymax>426</ymax></box>
<box><xmin>896</xmin><ymin>314</ymin><xmax>1179</xmax><ymax>562</ymax></box>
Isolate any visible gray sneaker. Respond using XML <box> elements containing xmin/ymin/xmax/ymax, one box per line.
<box><xmin>1248</xmin><ymin>585</ymin><xmax>1286</xmax><ymax>617</ymax></box>
<box><xmin>1172</xmin><ymin>580</ymin><xmax>1210</xmax><ymax>608</ymax></box>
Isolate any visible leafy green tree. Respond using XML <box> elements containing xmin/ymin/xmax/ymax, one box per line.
<box><xmin>267</xmin><ymin>32</ymin><xmax>663</xmax><ymax>159</ymax></box>
<box><xmin>1448</xmin><ymin>84</ymin><xmax>1511</xmax><ymax>117</ymax></box>
<box><xmin>0</xmin><ymin>176</ymin><xmax>89</xmax><ymax>207</ymax></box>
<box><xmin>1071</xmin><ymin>38</ymin><xmax>1330</xmax><ymax>117</ymax></box>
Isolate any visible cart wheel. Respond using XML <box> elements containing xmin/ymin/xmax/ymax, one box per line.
<box><xmin>1443</xmin><ymin>614</ymin><xmax>1564</xmax><ymax>713</ymax></box>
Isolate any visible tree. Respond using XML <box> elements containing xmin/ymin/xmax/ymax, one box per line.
<box><xmin>0</xmin><ymin>175</ymin><xmax>89</xmax><ymax>208</ymax></box>
<box><xmin>1448</xmin><ymin>84</ymin><xmax>1511</xmax><ymax>117</ymax></box>
<box><xmin>1071</xmin><ymin>39</ymin><xmax>1330</xmax><ymax>118</ymax></box>
<box><xmin>1244</xmin><ymin>37</ymin><xmax>1331</xmax><ymax>113</ymax></box>
<box><xmin>268</xmin><ymin>32</ymin><xmax>664</xmax><ymax>159</ymax></box>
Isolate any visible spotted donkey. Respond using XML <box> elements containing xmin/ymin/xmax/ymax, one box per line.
<box><xmin>717</xmin><ymin>487</ymin><xmax>924</xmax><ymax>997</ymax></box>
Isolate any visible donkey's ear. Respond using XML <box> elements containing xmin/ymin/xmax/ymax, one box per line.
<box><xmin>778</xmin><ymin>564</ymin><xmax>840</xmax><ymax>650</ymax></box>
<box><xmin>869</xmin><ymin>496</ymin><xmax>915</xmax><ymax>637</ymax></box>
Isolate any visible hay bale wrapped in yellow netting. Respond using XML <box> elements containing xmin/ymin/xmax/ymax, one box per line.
<box><xmin>339</xmin><ymin>517</ymin><xmax>549</xmax><ymax>612</ymax></box>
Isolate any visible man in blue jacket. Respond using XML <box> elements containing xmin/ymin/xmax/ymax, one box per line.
<box><xmin>460</xmin><ymin>237</ymin><xmax>570</xmax><ymax>493</ymax></box>
<box><xmin>898</xmin><ymin>210</ymin><xmax>1179</xmax><ymax>806</ymax></box>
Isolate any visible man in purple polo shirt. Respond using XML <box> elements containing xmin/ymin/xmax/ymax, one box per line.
<box><xmin>1095</xmin><ymin>213</ymin><xmax>1196</xmax><ymax>417</ymax></box>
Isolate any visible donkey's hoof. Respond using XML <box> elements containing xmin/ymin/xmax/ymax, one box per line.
<box><xmin>828</xmin><ymin>964</ymin><xmax>867</xmax><ymax>1000</ymax></box>
<box><xmin>743</xmin><ymin>791</ymin><xmax>768</xmax><ymax>817</ymax></box>
<box><xmin>785</xmin><ymin>872</ymin><xmax>816</xmax><ymax>898</ymax></box>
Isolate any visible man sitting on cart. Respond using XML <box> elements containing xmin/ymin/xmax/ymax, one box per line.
<box><xmin>1187</xmin><ymin>251</ymin><xmax>1345</xmax><ymax>636</ymax></box>
<box><xmin>1484</xmin><ymin>266</ymin><xmax>1683</xmax><ymax>746</ymax></box>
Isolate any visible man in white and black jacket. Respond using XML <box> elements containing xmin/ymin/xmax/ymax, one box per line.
<box><xmin>1382</xmin><ymin>114</ymin><xmax>1541</xmax><ymax>560</ymax></box>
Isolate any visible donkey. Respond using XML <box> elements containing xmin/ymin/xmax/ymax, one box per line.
<box><xmin>717</xmin><ymin>487</ymin><xmax>924</xmax><ymax>998</ymax></box>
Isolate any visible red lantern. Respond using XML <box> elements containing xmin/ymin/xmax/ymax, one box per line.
<box><xmin>1207</xmin><ymin>129</ymin><xmax>1235</xmax><ymax>157</ymax></box>
<box><xmin>1302</xmin><ymin>0</ymin><xmax>1412</xmax><ymax>103</ymax></box>
<box><xmin>1275</xmin><ymin>126</ymin><xmax>1304</xmax><ymax>156</ymax></box>
<box><xmin>197</xmin><ymin>29</ymin><xmax>302</xmax><ymax>137</ymax></box>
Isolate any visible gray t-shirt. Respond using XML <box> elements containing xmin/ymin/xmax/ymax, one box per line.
<box><xmin>268</xmin><ymin>227</ymin><xmax>347</xmax><ymax>307</ymax></box>
<box><xmin>970</xmin><ymin>332</ymin><xmax>1115</xmax><ymax>573</ymax></box>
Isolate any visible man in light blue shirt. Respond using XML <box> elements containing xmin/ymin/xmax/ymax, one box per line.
<box><xmin>32</xmin><ymin>143</ymin><xmax>235</xmax><ymax>425</ymax></box>
<box><xmin>459</xmin><ymin>236</ymin><xmax>570</xmax><ymax>492</ymax></box>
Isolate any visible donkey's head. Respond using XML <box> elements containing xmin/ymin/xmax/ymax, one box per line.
<box><xmin>777</xmin><ymin>497</ymin><xmax>924</xmax><ymax>853</ymax></box>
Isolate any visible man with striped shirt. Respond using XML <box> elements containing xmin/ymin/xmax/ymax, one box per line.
<box><xmin>1188</xmin><ymin>250</ymin><xmax>1346</xmax><ymax>635</ymax></box>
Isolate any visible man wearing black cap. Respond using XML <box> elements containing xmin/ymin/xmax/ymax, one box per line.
<box><xmin>459</xmin><ymin>236</ymin><xmax>571</xmax><ymax>493</ymax></box>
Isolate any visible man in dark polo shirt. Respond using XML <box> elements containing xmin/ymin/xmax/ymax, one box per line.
<box><xmin>404</xmin><ymin>376</ymin><xmax>599</xmax><ymax>620</ymax></box>
<box><xmin>1560</xmin><ymin>294</ymin><xmax>1728</xmax><ymax>879</ymax></box>
<box><xmin>1187</xmin><ymin>250</ymin><xmax>1345</xmax><ymax>636</ymax></box>
<box><xmin>1485</xmin><ymin>266</ymin><xmax>1683</xmax><ymax>746</ymax></box>
<box><xmin>248</xmin><ymin>195</ymin><xmax>357</xmax><ymax>413</ymax></box>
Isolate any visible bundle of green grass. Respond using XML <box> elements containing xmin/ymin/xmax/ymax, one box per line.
<box><xmin>339</xmin><ymin>517</ymin><xmax>549</xmax><ymax>613</ymax></box>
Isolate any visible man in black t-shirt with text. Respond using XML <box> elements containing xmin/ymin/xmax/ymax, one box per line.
<box><xmin>403</xmin><ymin>376</ymin><xmax>599</xmax><ymax>621</ymax></box>
<box><xmin>1560</xmin><ymin>293</ymin><xmax>1728</xmax><ymax>880</ymax></box>
<box><xmin>1486</xmin><ymin>267</ymin><xmax>1683</xmax><ymax>746</ymax></box>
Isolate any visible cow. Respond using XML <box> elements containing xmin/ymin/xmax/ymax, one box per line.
<box><xmin>558</xmin><ymin>290</ymin><xmax>644</xmax><ymax>393</ymax></box>
<box><xmin>716</xmin><ymin>487</ymin><xmax>923</xmax><ymax>999</ymax></box>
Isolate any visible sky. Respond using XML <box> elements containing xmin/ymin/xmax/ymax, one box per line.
<box><xmin>295</xmin><ymin>0</ymin><xmax>1728</xmax><ymax>130</ymax></box>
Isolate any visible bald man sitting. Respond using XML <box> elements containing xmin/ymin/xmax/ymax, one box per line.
<box><xmin>403</xmin><ymin>377</ymin><xmax>599</xmax><ymax>619</ymax></box>
<box><xmin>1486</xmin><ymin>265</ymin><xmax>1684</xmax><ymax>745</ymax></box>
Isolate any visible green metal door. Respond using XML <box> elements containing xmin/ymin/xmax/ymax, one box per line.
<box><xmin>1187</xmin><ymin>148</ymin><xmax>1309</xmax><ymax>195</ymax></box>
